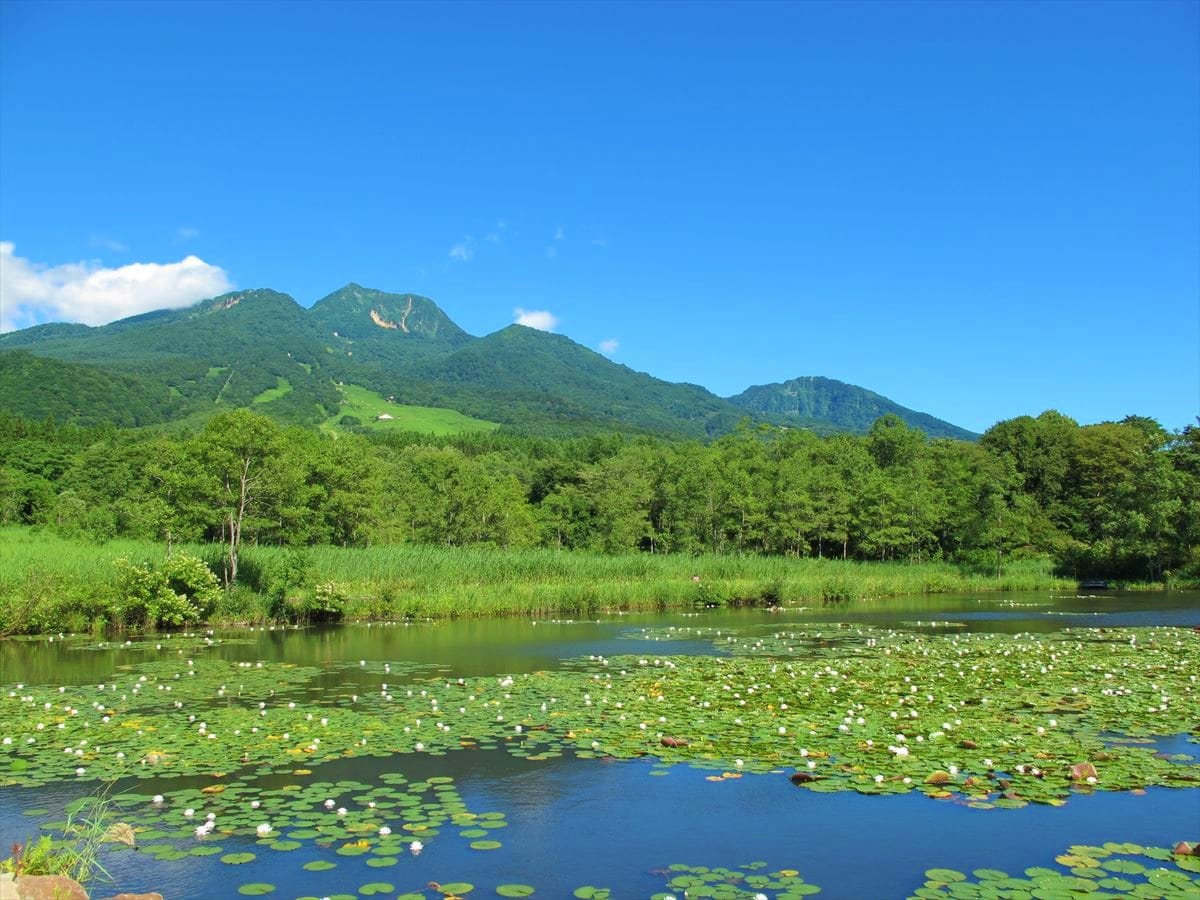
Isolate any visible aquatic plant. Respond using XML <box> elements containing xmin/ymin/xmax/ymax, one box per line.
<box><xmin>1</xmin><ymin>626</ymin><xmax>1196</xmax><ymax>804</ymax></box>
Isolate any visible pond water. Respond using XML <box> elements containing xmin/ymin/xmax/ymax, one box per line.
<box><xmin>1</xmin><ymin>590</ymin><xmax>1197</xmax><ymax>899</ymax></box>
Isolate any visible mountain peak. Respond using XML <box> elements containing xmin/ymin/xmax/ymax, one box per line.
<box><xmin>307</xmin><ymin>285</ymin><xmax>472</xmax><ymax>352</ymax></box>
<box><xmin>727</xmin><ymin>376</ymin><xmax>978</xmax><ymax>440</ymax></box>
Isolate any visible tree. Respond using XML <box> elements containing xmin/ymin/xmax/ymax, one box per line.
<box><xmin>194</xmin><ymin>410</ymin><xmax>292</xmax><ymax>585</ymax></box>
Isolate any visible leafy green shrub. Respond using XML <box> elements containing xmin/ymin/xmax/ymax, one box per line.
<box><xmin>112</xmin><ymin>552</ymin><xmax>219</xmax><ymax>629</ymax></box>
<box><xmin>261</xmin><ymin>548</ymin><xmax>313</xmax><ymax>601</ymax></box>
<box><xmin>211</xmin><ymin>584</ymin><xmax>260</xmax><ymax>623</ymax></box>
<box><xmin>820</xmin><ymin>576</ymin><xmax>853</xmax><ymax>602</ymax></box>
<box><xmin>160</xmin><ymin>553</ymin><xmax>221</xmax><ymax>617</ymax></box>
<box><xmin>694</xmin><ymin>579</ymin><xmax>728</xmax><ymax>607</ymax></box>
<box><xmin>292</xmin><ymin>581</ymin><xmax>346</xmax><ymax>623</ymax></box>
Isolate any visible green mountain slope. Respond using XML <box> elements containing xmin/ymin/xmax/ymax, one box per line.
<box><xmin>0</xmin><ymin>290</ymin><xmax>342</xmax><ymax>424</ymax></box>
<box><xmin>402</xmin><ymin>324</ymin><xmax>747</xmax><ymax>438</ymax></box>
<box><xmin>727</xmin><ymin>376</ymin><xmax>978</xmax><ymax>440</ymax></box>
<box><xmin>0</xmin><ymin>351</ymin><xmax>183</xmax><ymax>427</ymax></box>
<box><xmin>0</xmin><ymin>286</ymin><xmax>980</xmax><ymax>439</ymax></box>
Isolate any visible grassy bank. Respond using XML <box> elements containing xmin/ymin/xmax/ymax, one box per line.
<box><xmin>0</xmin><ymin>527</ymin><xmax>1078</xmax><ymax>635</ymax></box>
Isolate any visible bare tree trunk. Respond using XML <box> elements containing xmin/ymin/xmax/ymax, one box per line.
<box><xmin>227</xmin><ymin>457</ymin><xmax>251</xmax><ymax>587</ymax></box>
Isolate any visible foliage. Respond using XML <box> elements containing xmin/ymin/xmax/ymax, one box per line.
<box><xmin>0</xmin><ymin>528</ymin><xmax>1073</xmax><ymax>632</ymax></box>
<box><xmin>112</xmin><ymin>553</ymin><xmax>220</xmax><ymax>629</ymax></box>
<box><xmin>0</xmin><ymin>406</ymin><xmax>1196</xmax><ymax>592</ymax></box>
<box><xmin>1</xmin><ymin>625</ymin><xmax>1196</xmax><ymax>798</ymax></box>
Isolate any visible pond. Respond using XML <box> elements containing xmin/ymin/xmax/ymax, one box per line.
<box><xmin>2</xmin><ymin>590</ymin><xmax>1198</xmax><ymax>899</ymax></box>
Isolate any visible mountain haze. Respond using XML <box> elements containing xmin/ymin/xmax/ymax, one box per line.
<box><xmin>0</xmin><ymin>286</ymin><xmax>977</xmax><ymax>439</ymax></box>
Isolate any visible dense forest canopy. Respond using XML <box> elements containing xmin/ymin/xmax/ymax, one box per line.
<box><xmin>1</xmin><ymin>408</ymin><xmax>1195</xmax><ymax>583</ymax></box>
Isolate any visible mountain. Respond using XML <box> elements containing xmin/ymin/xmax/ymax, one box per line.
<box><xmin>0</xmin><ymin>289</ymin><xmax>342</xmax><ymax>425</ymax></box>
<box><xmin>308</xmin><ymin>284</ymin><xmax>472</xmax><ymax>369</ymax></box>
<box><xmin>402</xmin><ymin>324</ymin><xmax>746</xmax><ymax>438</ymax></box>
<box><xmin>727</xmin><ymin>376</ymin><xmax>979</xmax><ymax>440</ymax></box>
<box><xmin>0</xmin><ymin>351</ymin><xmax>184</xmax><ymax>427</ymax></box>
<box><xmin>0</xmin><ymin>285</ymin><xmax>978</xmax><ymax>439</ymax></box>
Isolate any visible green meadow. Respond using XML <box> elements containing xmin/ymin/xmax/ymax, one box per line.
<box><xmin>320</xmin><ymin>384</ymin><xmax>499</xmax><ymax>436</ymax></box>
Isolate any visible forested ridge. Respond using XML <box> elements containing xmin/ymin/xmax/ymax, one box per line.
<box><xmin>1</xmin><ymin>407</ymin><xmax>1195</xmax><ymax>583</ymax></box>
<box><xmin>0</xmin><ymin>284</ymin><xmax>974</xmax><ymax>439</ymax></box>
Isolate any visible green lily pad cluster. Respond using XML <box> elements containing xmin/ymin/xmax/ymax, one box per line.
<box><xmin>913</xmin><ymin>843</ymin><xmax>1200</xmax><ymax>898</ymax></box>
<box><xmin>2</xmin><ymin>627</ymin><xmax>1197</xmax><ymax>805</ymax></box>
<box><xmin>33</xmin><ymin>773</ymin><xmax>504</xmax><ymax>872</ymax></box>
<box><xmin>650</xmin><ymin>861</ymin><xmax>820</xmax><ymax>898</ymax></box>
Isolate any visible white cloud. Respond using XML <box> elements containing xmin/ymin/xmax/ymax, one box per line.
<box><xmin>598</xmin><ymin>338</ymin><xmax>619</xmax><ymax>355</ymax></box>
<box><xmin>448</xmin><ymin>238</ymin><xmax>474</xmax><ymax>261</ymax></box>
<box><xmin>0</xmin><ymin>242</ymin><xmax>233</xmax><ymax>332</ymax></box>
<box><xmin>513</xmin><ymin>307</ymin><xmax>558</xmax><ymax>331</ymax></box>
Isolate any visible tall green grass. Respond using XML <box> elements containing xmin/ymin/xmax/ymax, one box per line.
<box><xmin>0</xmin><ymin>526</ymin><xmax>1078</xmax><ymax>634</ymax></box>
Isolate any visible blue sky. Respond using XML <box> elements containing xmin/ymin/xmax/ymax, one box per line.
<box><xmin>1</xmin><ymin>0</ymin><xmax>1196</xmax><ymax>434</ymax></box>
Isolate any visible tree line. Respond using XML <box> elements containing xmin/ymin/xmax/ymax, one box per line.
<box><xmin>0</xmin><ymin>409</ymin><xmax>1196</xmax><ymax>582</ymax></box>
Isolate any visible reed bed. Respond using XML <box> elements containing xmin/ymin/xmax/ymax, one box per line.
<box><xmin>0</xmin><ymin>526</ymin><xmax>1076</xmax><ymax>634</ymax></box>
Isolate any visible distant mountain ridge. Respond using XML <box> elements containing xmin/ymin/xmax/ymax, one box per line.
<box><xmin>728</xmin><ymin>376</ymin><xmax>978</xmax><ymax>441</ymax></box>
<box><xmin>0</xmin><ymin>285</ymin><xmax>978</xmax><ymax>439</ymax></box>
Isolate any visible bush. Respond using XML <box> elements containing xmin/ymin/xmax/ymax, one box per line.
<box><xmin>112</xmin><ymin>552</ymin><xmax>220</xmax><ymax>629</ymax></box>
<box><xmin>261</xmin><ymin>548</ymin><xmax>313</xmax><ymax>602</ymax></box>
<box><xmin>292</xmin><ymin>581</ymin><xmax>346</xmax><ymax>623</ymax></box>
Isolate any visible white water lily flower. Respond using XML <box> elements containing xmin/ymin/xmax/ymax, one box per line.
<box><xmin>410</xmin><ymin>840</ymin><xmax>423</xmax><ymax>854</ymax></box>
<box><xmin>184</xmin><ymin>808</ymin><xmax>195</xmax><ymax>818</ymax></box>
<box><xmin>153</xmin><ymin>795</ymin><xmax>164</xmax><ymax>804</ymax></box>
<box><xmin>378</xmin><ymin>826</ymin><xmax>391</xmax><ymax>836</ymax></box>
<box><xmin>256</xmin><ymin>823</ymin><xmax>271</xmax><ymax>836</ymax></box>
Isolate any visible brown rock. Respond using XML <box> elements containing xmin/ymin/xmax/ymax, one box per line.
<box><xmin>14</xmin><ymin>875</ymin><xmax>88</xmax><ymax>900</ymax></box>
<box><xmin>789</xmin><ymin>772</ymin><xmax>819</xmax><ymax>784</ymax></box>
<box><xmin>959</xmin><ymin>739</ymin><xmax>978</xmax><ymax>750</ymax></box>
<box><xmin>1174</xmin><ymin>842</ymin><xmax>1197</xmax><ymax>857</ymax></box>
<box><xmin>660</xmin><ymin>736</ymin><xmax>688</xmax><ymax>748</ymax></box>
<box><xmin>924</xmin><ymin>770</ymin><xmax>953</xmax><ymax>785</ymax></box>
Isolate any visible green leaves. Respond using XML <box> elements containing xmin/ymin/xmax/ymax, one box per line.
<box><xmin>917</xmin><ymin>845</ymin><xmax>1200</xmax><ymax>897</ymax></box>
